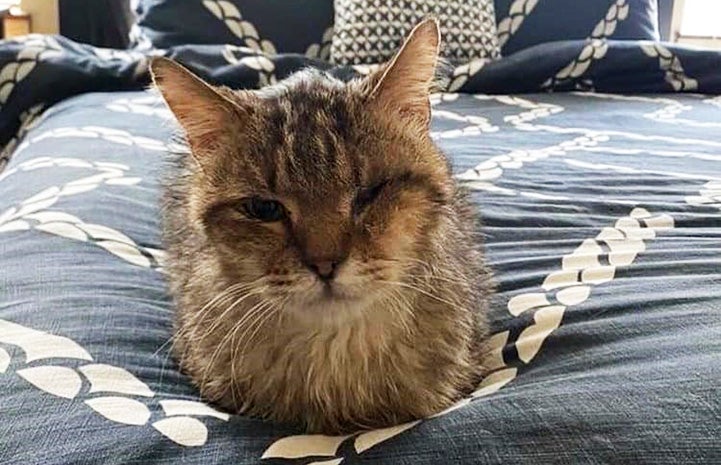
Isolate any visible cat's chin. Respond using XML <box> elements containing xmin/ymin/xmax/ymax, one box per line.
<box><xmin>307</xmin><ymin>284</ymin><xmax>359</xmax><ymax>305</ymax></box>
<box><xmin>291</xmin><ymin>282</ymin><xmax>377</xmax><ymax>316</ymax></box>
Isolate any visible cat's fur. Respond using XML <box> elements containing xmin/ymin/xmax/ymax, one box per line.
<box><xmin>152</xmin><ymin>19</ymin><xmax>494</xmax><ymax>434</ymax></box>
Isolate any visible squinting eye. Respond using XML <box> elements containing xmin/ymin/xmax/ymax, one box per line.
<box><xmin>238</xmin><ymin>197</ymin><xmax>287</xmax><ymax>222</ymax></box>
<box><xmin>353</xmin><ymin>180</ymin><xmax>389</xmax><ymax>215</ymax></box>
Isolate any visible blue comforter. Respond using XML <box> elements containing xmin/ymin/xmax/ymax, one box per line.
<box><xmin>0</xmin><ymin>36</ymin><xmax>720</xmax><ymax>464</ymax></box>
<box><xmin>2</xmin><ymin>35</ymin><xmax>721</xmax><ymax>151</ymax></box>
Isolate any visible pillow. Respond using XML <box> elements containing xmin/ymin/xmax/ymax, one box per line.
<box><xmin>494</xmin><ymin>0</ymin><xmax>660</xmax><ymax>55</ymax></box>
<box><xmin>131</xmin><ymin>0</ymin><xmax>335</xmax><ymax>59</ymax></box>
<box><xmin>331</xmin><ymin>0</ymin><xmax>501</xmax><ymax>65</ymax></box>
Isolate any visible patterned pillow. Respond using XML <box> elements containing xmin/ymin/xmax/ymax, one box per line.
<box><xmin>331</xmin><ymin>0</ymin><xmax>501</xmax><ymax>65</ymax></box>
<box><xmin>131</xmin><ymin>0</ymin><xmax>335</xmax><ymax>60</ymax></box>
<box><xmin>494</xmin><ymin>0</ymin><xmax>660</xmax><ymax>55</ymax></box>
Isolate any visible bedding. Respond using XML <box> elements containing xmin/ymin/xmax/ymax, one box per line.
<box><xmin>130</xmin><ymin>0</ymin><xmax>663</xmax><ymax>59</ymax></box>
<box><xmin>1</xmin><ymin>33</ymin><xmax>721</xmax><ymax>464</ymax></box>
<box><xmin>494</xmin><ymin>0</ymin><xmax>661</xmax><ymax>55</ymax></box>
<box><xmin>131</xmin><ymin>0</ymin><xmax>335</xmax><ymax>59</ymax></box>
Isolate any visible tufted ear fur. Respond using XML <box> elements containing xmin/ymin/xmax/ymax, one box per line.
<box><xmin>367</xmin><ymin>18</ymin><xmax>441</xmax><ymax>127</ymax></box>
<box><xmin>150</xmin><ymin>57</ymin><xmax>253</xmax><ymax>169</ymax></box>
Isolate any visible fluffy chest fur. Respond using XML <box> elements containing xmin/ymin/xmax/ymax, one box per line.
<box><xmin>171</xmin><ymin>253</ymin><xmax>484</xmax><ymax>433</ymax></box>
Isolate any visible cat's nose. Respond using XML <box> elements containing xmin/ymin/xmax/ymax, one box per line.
<box><xmin>307</xmin><ymin>260</ymin><xmax>338</xmax><ymax>282</ymax></box>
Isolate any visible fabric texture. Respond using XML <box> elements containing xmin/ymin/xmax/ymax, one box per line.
<box><xmin>494</xmin><ymin>0</ymin><xmax>661</xmax><ymax>55</ymax></box>
<box><xmin>330</xmin><ymin>0</ymin><xmax>500</xmax><ymax>65</ymax></box>
<box><xmin>1</xmin><ymin>88</ymin><xmax>721</xmax><ymax>464</ymax></box>
<box><xmin>58</xmin><ymin>0</ymin><xmax>134</xmax><ymax>49</ymax></box>
<box><xmin>2</xmin><ymin>34</ymin><xmax>721</xmax><ymax>154</ymax></box>
<box><xmin>1</xmin><ymin>26</ymin><xmax>721</xmax><ymax>465</ymax></box>
<box><xmin>131</xmin><ymin>0</ymin><xmax>335</xmax><ymax>59</ymax></box>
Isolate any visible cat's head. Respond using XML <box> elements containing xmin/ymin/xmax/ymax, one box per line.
<box><xmin>152</xmin><ymin>20</ymin><xmax>456</xmax><ymax>319</ymax></box>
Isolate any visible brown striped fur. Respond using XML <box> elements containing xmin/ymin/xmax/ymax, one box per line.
<box><xmin>151</xmin><ymin>19</ymin><xmax>493</xmax><ymax>434</ymax></box>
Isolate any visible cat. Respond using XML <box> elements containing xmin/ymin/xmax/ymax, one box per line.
<box><xmin>151</xmin><ymin>18</ymin><xmax>494</xmax><ymax>434</ymax></box>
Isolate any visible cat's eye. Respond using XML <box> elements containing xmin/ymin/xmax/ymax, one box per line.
<box><xmin>353</xmin><ymin>180</ymin><xmax>389</xmax><ymax>215</ymax></box>
<box><xmin>238</xmin><ymin>197</ymin><xmax>287</xmax><ymax>222</ymax></box>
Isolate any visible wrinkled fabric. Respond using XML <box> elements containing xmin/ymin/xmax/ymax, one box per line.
<box><xmin>2</xmin><ymin>34</ymin><xmax>721</xmax><ymax>150</ymax></box>
<box><xmin>0</xmin><ymin>89</ymin><xmax>720</xmax><ymax>464</ymax></box>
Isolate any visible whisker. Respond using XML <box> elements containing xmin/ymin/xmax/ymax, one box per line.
<box><xmin>194</xmin><ymin>286</ymin><xmax>267</xmax><ymax>345</ymax></box>
<box><xmin>185</xmin><ymin>278</ymin><xmax>266</xmax><ymax>329</ymax></box>
<box><xmin>379</xmin><ymin>279</ymin><xmax>467</xmax><ymax>314</ymax></box>
<box><xmin>154</xmin><ymin>285</ymin><xmax>255</xmax><ymax>392</ymax></box>
<box><xmin>235</xmin><ymin>298</ymin><xmax>282</xmax><ymax>358</ymax></box>
<box><xmin>370</xmin><ymin>256</ymin><xmax>468</xmax><ymax>287</ymax></box>
<box><xmin>376</xmin><ymin>288</ymin><xmax>412</xmax><ymax>335</ymax></box>
<box><xmin>221</xmin><ymin>298</ymin><xmax>279</xmax><ymax>401</ymax></box>
<box><xmin>153</xmin><ymin>283</ymin><xmax>249</xmax><ymax>358</ymax></box>
<box><xmin>199</xmin><ymin>299</ymin><xmax>272</xmax><ymax>395</ymax></box>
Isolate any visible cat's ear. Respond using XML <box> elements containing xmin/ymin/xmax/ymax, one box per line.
<box><xmin>150</xmin><ymin>57</ymin><xmax>249</xmax><ymax>167</ymax></box>
<box><xmin>367</xmin><ymin>18</ymin><xmax>441</xmax><ymax>127</ymax></box>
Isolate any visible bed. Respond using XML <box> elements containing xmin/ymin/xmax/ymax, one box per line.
<box><xmin>1</xmin><ymin>1</ymin><xmax>720</xmax><ymax>464</ymax></box>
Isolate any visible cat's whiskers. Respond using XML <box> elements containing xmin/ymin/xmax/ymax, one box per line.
<box><xmin>185</xmin><ymin>278</ymin><xmax>267</xmax><ymax>330</ymax></box>
<box><xmin>166</xmin><ymin>283</ymin><xmax>267</xmax><ymax>393</ymax></box>
<box><xmin>158</xmin><ymin>283</ymin><xmax>250</xmax><ymax>356</ymax></box>
<box><xmin>225</xmin><ymin>296</ymin><xmax>284</xmax><ymax>403</ymax></box>
<box><xmin>199</xmin><ymin>298</ymin><xmax>274</xmax><ymax>397</ymax></box>
<box><xmin>154</xmin><ymin>283</ymin><xmax>259</xmax><ymax>390</ymax></box>
<box><xmin>193</xmin><ymin>285</ymin><xmax>268</xmax><ymax>346</ymax></box>
<box><xmin>380</xmin><ymin>288</ymin><xmax>414</xmax><ymax>335</ymax></box>
<box><xmin>379</xmin><ymin>279</ymin><xmax>466</xmax><ymax>314</ymax></box>
<box><xmin>359</xmin><ymin>258</ymin><xmax>468</xmax><ymax>292</ymax></box>
<box><xmin>229</xmin><ymin>297</ymin><xmax>276</xmax><ymax>374</ymax></box>
<box><xmin>153</xmin><ymin>295</ymin><xmax>233</xmax><ymax>360</ymax></box>
<box><xmin>393</xmin><ymin>257</ymin><xmax>468</xmax><ymax>284</ymax></box>
<box><xmin>165</xmin><ymin>286</ymin><xmax>253</xmax><ymax>380</ymax></box>
<box><xmin>227</xmin><ymin>298</ymin><xmax>273</xmax><ymax>406</ymax></box>
<box><xmin>236</xmin><ymin>294</ymin><xmax>286</xmax><ymax>359</ymax></box>
<box><xmin>164</xmin><ymin>280</ymin><xmax>261</xmax><ymax>358</ymax></box>
<box><xmin>414</xmin><ymin>273</ymin><xmax>469</xmax><ymax>288</ymax></box>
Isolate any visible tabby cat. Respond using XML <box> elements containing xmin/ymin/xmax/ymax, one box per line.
<box><xmin>151</xmin><ymin>19</ymin><xmax>493</xmax><ymax>434</ymax></box>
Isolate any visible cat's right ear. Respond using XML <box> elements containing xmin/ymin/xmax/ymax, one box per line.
<box><xmin>365</xmin><ymin>18</ymin><xmax>441</xmax><ymax>128</ymax></box>
<box><xmin>150</xmin><ymin>57</ymin><xmax>249</xmax><ymax>169</ymax></box>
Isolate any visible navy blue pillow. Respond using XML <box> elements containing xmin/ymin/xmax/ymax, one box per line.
<box><xmin>494</xmin><ymin>0</ymin><xmax>660</xmax><ymax>55</ymax></box>
<box><xmin>132</xmin><ymin>0</ymin><xmax>335</xmax><ymax>59</ymax></box>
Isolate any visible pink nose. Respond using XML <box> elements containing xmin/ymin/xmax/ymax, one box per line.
<box><xmin>307</xmin><ymin>261</ymin><xmax>337</xmax><ymax>281</ymax></box>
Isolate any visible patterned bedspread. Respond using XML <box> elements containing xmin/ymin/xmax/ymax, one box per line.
<box><xmin>0</xmin><ymin>34</ymin><xmax>720</xmax><ymax>465</ymax></box>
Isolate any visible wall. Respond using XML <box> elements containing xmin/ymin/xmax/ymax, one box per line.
<box><xmin>670</xmin><ymin>0</ymin><xmax>721</xmax><ymax>50</ymax></box>
<box><xmin>20</xmin><ymin>0</ymin><xmax>59</xmax><ymax>34</ymax></box>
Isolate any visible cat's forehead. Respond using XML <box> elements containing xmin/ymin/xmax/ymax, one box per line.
<box><xmin>237</xmin><ymin>70</ymin><xmax>428</xmax><ymax>198</ymax></box>
<box><xmin>249</xmin><ymin>71</ymin><xmax>367</xmax><ymax>193</ymax></box>
<box><xmin>259</xmin><ymin>71</ymin><xmax>359</xmax><ymax>124</ymax></box>
<box><xmin>256</xmin><ymin>69</ymin><xmax>347</xmax><ymax>99</ymax></box>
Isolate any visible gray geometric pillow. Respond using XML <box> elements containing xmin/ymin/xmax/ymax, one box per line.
<box><xmin>331</xmin><ymin>0</ymin><xmax>501</xmax><ymax>65</ymax></box>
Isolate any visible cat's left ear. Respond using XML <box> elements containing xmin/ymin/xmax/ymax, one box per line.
<box><xmin>366</xmin><ymin>18</ymin><xmax>441</xmax><ymax>127</ymax></box>
<box><xmin>150</xmin><ymin>57</ymin><xmax>250</xmax><ymax>168</ymax></box>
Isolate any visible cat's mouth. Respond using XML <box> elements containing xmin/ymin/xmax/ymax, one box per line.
<box><xmin>315</xmin><ymin>283</ymin><xmax>353</xmax><ymax>302</ymax></box>
<box><xmin>300</xmin><ymin>281</ymin><xmax>364</xmax><ymax>307</ymax></box>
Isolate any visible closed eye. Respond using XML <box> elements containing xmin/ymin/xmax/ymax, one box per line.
<box><xmin>353</xmin><ymin>180</ymin><xmax>389</xmax><ymax>215</ymax></box>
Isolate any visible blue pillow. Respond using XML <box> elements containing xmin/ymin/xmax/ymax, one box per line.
<box><xmin>131</xmin><ymin>0</ymin><xmax>335</xmax><ymax>60</ymax></box>
<box><xmin>494</xmin><ymin>0</ymin><xmax>660</xmax><ymax>55</ymax></box>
